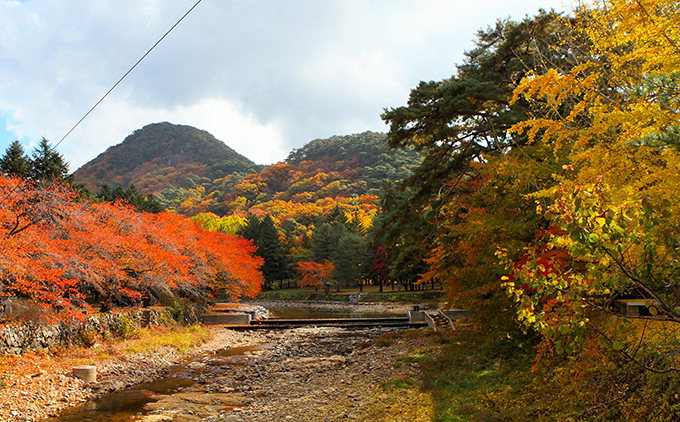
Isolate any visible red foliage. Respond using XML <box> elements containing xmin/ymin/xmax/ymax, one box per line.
<box><xmin>369</xmin><ymin>245</ymin><xmax>390</xmax><ymax>282</ymax></box>
<box><xmin>0</xmin><ymin>176</ymin><xmax>263</xmax><ymax>319</ymax></box>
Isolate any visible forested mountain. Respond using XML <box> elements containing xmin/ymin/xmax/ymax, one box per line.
<box><xmin>224</xmin><ymin>131</ymin><xmax>421</xmax><ymax>208</ymax></box>
<box><xmin>73</xmin><ymin>122</ymin><xmax>261</xmax><ymax>194</ymax></box>
<box><xmin>285</xmin><ymin>132</ymin><xmax>420</xmax><ymax>194</ymax></box>
<box><xmin>75</xmin><ymin>127</ymin><xmax>420</xmax><ymax>215</ymax></box>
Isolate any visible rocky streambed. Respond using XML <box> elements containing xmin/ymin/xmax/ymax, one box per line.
<box><xmin>47</xmin><ymin>325</ymin><xmax>439</xmax><ymax>421</ymax></box>
<box><xmin>2</xmin><ymin>302</ymin><xmax>443</xmax><ymax>421</ymax></box>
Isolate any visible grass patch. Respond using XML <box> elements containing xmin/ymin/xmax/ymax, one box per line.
<box><xmin>395</xmin><ymin>352</ymin><xmax>434</xmax><ymax>368</ymax></box>
<box><xmin>418</xmin><ymin>328</ymin><xmax>536</xmax><ymax>422</ymax></box>
<box><xmin>125</xmin><ymin>325</ymin><xmax>211</xmax><ymax>354</ymax></box>
<box><xmin>382</xmin><ymin>376</ymin><xmax>418</xmax><ymax>391</ymax></box>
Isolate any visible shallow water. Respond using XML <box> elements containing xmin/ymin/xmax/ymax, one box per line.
<box><xmin>44</xmin><ymin>344</ymin><xmax>266</xmax><ymax>422</ymax></box>
<box><xmin>45</xmin><ymin>306</ymin><xmax>394</xmax><ymax>421</ymax></box>
<box><xmin>267</xmin><ymin>307</ymin><xmax>394</xmax><ymax>319</ymax></box>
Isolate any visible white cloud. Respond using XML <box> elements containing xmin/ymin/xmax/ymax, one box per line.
<box><xmin>68</xmin><ymin>97</ymin><xmax>287</xmax><ymax>169</ymax></box>
<box><xmin>0</xmin><ymin>0</ymin><xmax>570</xmax><ymax>170</ymax></box>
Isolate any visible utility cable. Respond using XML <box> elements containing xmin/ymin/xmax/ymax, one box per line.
<box><xmin>0</xmin><ymin>0</ymin><xmax>204</xmax><ymax>204</ymax></box>
<box><xmin>54</xmin><ymin>0</ymin><xmax>204</xmax><ymax>149</ymax></box>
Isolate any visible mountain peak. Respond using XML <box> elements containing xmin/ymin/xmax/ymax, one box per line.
<box><xmin>73</xmin><ymin>122</ymin><xmax>260</xmax><ymax>193</ymax></box>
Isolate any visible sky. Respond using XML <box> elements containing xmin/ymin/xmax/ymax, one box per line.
<box><xmin>0</xmin><ymin>0</ymin><xmax>571</xmax><ymax>170</ymax></box>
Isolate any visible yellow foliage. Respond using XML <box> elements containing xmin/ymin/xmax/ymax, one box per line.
<box><xmin>505</xmin><ymin>0</ymin><xmax>680</xmax><ymax>354</ymax></box>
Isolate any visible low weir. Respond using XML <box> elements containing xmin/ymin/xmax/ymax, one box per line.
<box><xmin>201</xmin><ymin>303</ymin><xmax>460</xmax><ymax>332</ymax></box>
<box><xmin>227</xmin><ymin>316</ymin><xmax>427</xmax><ymax>330</ymax></box>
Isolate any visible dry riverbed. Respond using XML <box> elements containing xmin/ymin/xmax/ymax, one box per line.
<box><xmin>0</xmin><ymin>302</ymin><xmax>445</xmax><ymax>421</ymax></box>
<box><xmin>0</xmin><ymin>328</ymin><xmax>268</xmax><ymax>422</ymax></box>
<box><xmin>134</xmin><ymin>326</ymin><xmax>441</xmax><ymax>422</ymax></box>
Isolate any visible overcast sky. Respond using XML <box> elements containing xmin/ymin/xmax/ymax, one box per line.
<box><xmin>0</xmin><ymin>0</ymin><xmax>570</xmax><ymax>170</ymax></box>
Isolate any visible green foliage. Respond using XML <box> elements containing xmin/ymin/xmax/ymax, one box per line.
<box><xmin>309</xmin><ymin>218</ymin><xmax>371</xmax><ymax>288</ymax></box>
<box><xmin>0</xmin><ymin>138</ymin><xmax>69</xmax><ymax>182</ymax></box>
<box><xmin>169</xmin><ymin>298</ymin><xmax>193</xmax><ymax>324</ymax></box>
<box><xmin>239</xmin><ymin>215</ymin><xmax>292</xmax><ymax>286</ymax></box>
<box><xmin>95</xmin><ymin>183</ymin><xmax>163</xmax><ymax>213</ymax></box>
<box><xmin>382</xmin><ymin>11</ymin><xmax>566</xmax><ymax>205</ymax></box>
<box><xmin>0</xmin><ymin>140</ymin><xmax>31</xmax><ymax>178</ymax></box>
<box><xmin>116</xmin><ymin>315</ymin><xmax>138</xmax><ymax>339</ymax></box>
<box><xmin>30</xmin><ymin>138</ymin><xmax>69</xmax><ymax>182</ymax></box>
<box><xmin>73</xmin><ymin>122</ymin><xmax>261</xmax><ymax>195</ymax></box>
<box><xmin>370</xmin><ymin>185</ymin><xmax>429</xmax><ymax>284</ymax></box>
<box><xmin>333</xmin><ymin>231</ymin><xmax>368</xmax><ymax>287</ymax></box>
<box><xmin>382</xmin><ymin>377</ymin><xmax>418</xmax><ymax>391</ymax></box>
<box><xmin>286</xmin><ymin>131</ymin><xmax>422</xmax><ymax>195</ymax></box>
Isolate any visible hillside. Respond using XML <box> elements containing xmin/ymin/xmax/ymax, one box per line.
<box><xmin>174</xmin><ymin>131</ymin><xmax>422</xmax><ymax>216</ymax></box>
<box><xmin>74</xmin><ymin>125</ymin><xmax>421</xmax><ymax>216</ymax></box>
<box><xmin>73</xmin><ymin>122</ymin><xmax>261</xmax><ymax>193</ymax></box>
<box><xmin>285</xmin><ymin>132</ymin><xmax>421</xmax><ymax>194</ymax></box>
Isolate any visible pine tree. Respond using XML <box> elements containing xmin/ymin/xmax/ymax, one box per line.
<box><xmin>311</xmin><ymin>222</ymin><xmax>346</xmax><ymax>262</ymax></box>
<box><xmin>95</xmin><ymin>184</ymin><xmax>164</xmax><ymax>213</ymax></box>
<box><xmin>30</xmin><ymin>138</ymin><xmax>69</xmax><ymax>181</ymax></box>
<box><xmin>239</xmin><ymin>216</ymin><xmax>291</xmax><ymax>288</ymax></box>
<box><xmin>332</xmin><ymin>231</ymin><xmax>367</xmax><ymax>288</ymax></box>
<box><xmin>0</xmin><ymin>140</ymin><xmax>31</xmax><ymax>178</ymax></box>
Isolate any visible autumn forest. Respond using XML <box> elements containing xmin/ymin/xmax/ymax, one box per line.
<box><xmin>1</xmin><ymin>0</ymin><xmax>678</xmax><ymax>420</ymax></box>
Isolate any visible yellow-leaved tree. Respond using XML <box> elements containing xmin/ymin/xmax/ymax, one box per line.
<box><xmin>502</xmin><ymin>0</ymin><xmax>678</xmax><ymax>373</ymax></box>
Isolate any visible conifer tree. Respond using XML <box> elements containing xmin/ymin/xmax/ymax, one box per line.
<box><xmin>0</xmin><ymin>140</ymin><xmax>31</xmax><ymax>178</ymax></box>
<box><xmin>30</xmin><ymin>138</ymin><xmax>69</xmax><ymax>181</ymax></box>
<box><xmin>239</xmin><ymin>215</ymin><xmax>291</xmax><ymax>288</ymax></box>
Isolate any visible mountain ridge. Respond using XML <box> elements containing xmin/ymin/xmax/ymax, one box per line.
<box><xmin>73</xmin><ymin>123</ymin><xmax>421</xmax><ymax>215</ymax></box>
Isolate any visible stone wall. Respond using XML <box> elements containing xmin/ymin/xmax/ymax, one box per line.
<box><xmin>0</xmin><ymin>308</ymin><xmax>172</xmax><ymax>355</ymax></box>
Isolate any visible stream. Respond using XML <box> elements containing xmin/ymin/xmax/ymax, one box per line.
<box><xmin>45</xmin><ymin>344</ymin><xmax>270</xmax><ymax>422</ymax></box>
<box><xmin>44</xmin><ymin>306</ymin><xmax>402</xmax><ymax>421</ymax></box>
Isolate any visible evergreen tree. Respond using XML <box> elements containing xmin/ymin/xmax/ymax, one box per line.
<box><xmin>332</xmin><ymin>231</ymin><xmax>367</xmax><ymax>288</ymax></box>
<box><xmin>30</xmin><ymin>138</ymin><xmax>69</xmax><ymax>181</ymax></box>
<box><xmin>0</xmin><ymin>140</ymin><xmax>31</xmax><ymax>178</ymax></box>
<box><xmin>95</xmin><ymin>183</ymin><xmax>164</xmax><ymax>213</ymax></box>
<box><xmin>311</xmin><ymin>220</ymin><xmax>369</xmax><ymax>289</ymax></box>
<box><xmin>370</xmin><ymin>185</ymin><xmax>429</xmax><ymax>287</ymax></box>
<box><xmin>326</xmin><ymin>206</ymin><xmax>348</xmax><ymax>225</ymax></box>
<box><xmin>311</xmin><ymin>222</ymin><xmax>346</xmax><ymax>262</ymax></box>
<box><xmin>239</xmin><ymin>216</ymin><xmax>291</xmax><ymax>288</ymax></box>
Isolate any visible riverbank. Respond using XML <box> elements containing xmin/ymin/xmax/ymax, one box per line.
<box><xmin>72</xmin><ymin>326</ymin><xmax>444</xmax><ymax>421</ymax></box>
<box><xmin>178</xmin><ymin>326</ymin><xmax>443</xmax><ymax>421</ymax></box>
<box><xmin>0</xmin><ymin>301</ymin><xmax>447</xmax><ymax>421</ymax></box>
<box><xmin>0</xmin><ymin>326</ymin><xmax>268</xmax><ymax>421</ymax></box>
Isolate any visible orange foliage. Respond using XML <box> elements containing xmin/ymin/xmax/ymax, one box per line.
<box><xmin>0</xmin><ymin>176</ymin><xmax>263</xmax><ymax>319</ymax></box>
<box><xmin>297</xmin><ymin>260</ymin><xmax>335</xmax><ymax>290</ymax></box>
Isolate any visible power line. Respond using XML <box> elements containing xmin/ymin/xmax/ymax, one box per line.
<box><xmin>54</xmin><ymin>0</ymin><xmax>205</xmax><ymax>150</ymax></box>
<box><xmin>0</xmin><ymin>0</ymin><xmax>204</xmax><ymax>204</ymax></box>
